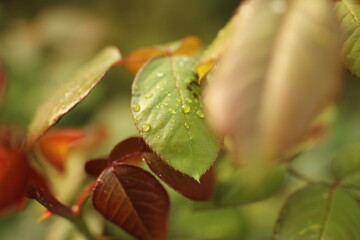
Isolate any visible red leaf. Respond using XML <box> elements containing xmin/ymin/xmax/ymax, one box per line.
<box><xmin>109</xmin><ymin>137</ymin><xmax>146</xmax><ymax>166</ymax></box>
<box><xmin>92</xmin><ymin>163</ymin><xmax>169</xmax><ymax>240</ymax></box>
<box><xmin>143</xmin><ymin>152</ymin><xmax>215</xmax><ymax>201</ymax></box>
<box><xmin>85</xmin><ymin>158</ymin><xmax>109</xmax><ymax>178</ymax></box>
<box><xmin>38</xmin><ymin>128</ymin><xmax>85</xmax><ymax>172</ymax></box>
<box><xmin>0</xmin><ymin>146</ymin><xmax>30</xmax><ymax>214</ymax></box>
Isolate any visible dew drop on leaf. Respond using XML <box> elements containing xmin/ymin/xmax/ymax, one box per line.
<box><xmin>141</xmin><ymin>124</ymin><xmax>151</xmax><ymax>132</ymax></box>
<box><xmin>184</xmin><ymin>122</ymin><xmax>190</xmax><ymax>129</ymax></box>
<box><xmin>156</xmin><ymin>72</ymin><xmax>164</xmax><ymax>77</ymax></box>
<box><xmin>196</xmin><ymin>110</ymin><xmax>205</xmax><ymax>118</ymax></box>
<box><xmin>182</xmin><ymin>105</ymin><xmax>191</xmax><ymax>113</ymax></box>
<box><xmin>132</xmin><ymin>104</ymin><xmax>141</xmax><ymax>112</ymax></box>
<box><xmin>145</xmin><ymin>93</ymin><xmax>153</xmax><ymax>99</ymax></box>
<box><xmin>169</xmin><ymin>109</ymin><xmax>176</xmax><ymax>114</ymax></box>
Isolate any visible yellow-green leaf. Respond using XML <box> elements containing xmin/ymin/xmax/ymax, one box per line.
<box><xmin>27</xmin><ymin>46</ymin><xmax>121</xmax><ymax>147</ymax></box>
<box><xmin>336</xmin><ymin>0</ymin><xmax>360</xmax><ymax>77</ymax></box>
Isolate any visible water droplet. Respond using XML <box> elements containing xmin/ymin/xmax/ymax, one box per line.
<box><xmin>185</xmin><ymin>98</ymin><xmax>192</xmax><ymax>103</ymax></box>
<box><xmin>145</xmin><ymin>93</ymin><xmax>153</xmax><ymax>99</ymax></box>
<box><xmin>271</xmin><ymin>0</ymin><xmax>287</xmax><ymax>14</ymax></box>
<box><xmin>132</xmin><ymin>104</ymin><xmax>141</xmax><ymax>112</ymax></box>
<box><xmin>167</xmin><ymin>93</ymin><xmax>171</xmax><ymax>97</ymax></box>
<box><xmin>171</xmin><ymin>119</ymin><xmax>175</xmax><ymax>123</ymax></box>
<box><xmin>141</xmin><ymin>124</ymin><xmax>151</xmax><ymax>132</ymax></box>
<box><xmin>182</xmin><ymin>105</ymin><xmax>191</xmax><ymax>113</ymax></box>
<box><xmin>196</xmin><ymin>110</ymin><xmax>205</xmax><ymax>118</ymax></box>
<box><xmin>156</xmin><ymin>135</ymin><xmax>160</xmax><ymax>138</ymax></box>
<box><xmin>184</xmin><ymin>122</ymin><xmax>190</xmax><ymax>129</ymax></box>
<box><xmin>169</xmin><ymin>109</ymin><xmax>176</xmax><ymax>114</ymax></box>
<box><xmin>156</xmin><ymin>72</ymin><xmax>164</xmax><ymax>77</ymax></box>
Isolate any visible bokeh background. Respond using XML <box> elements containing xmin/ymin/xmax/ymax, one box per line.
<box><xmin>2</xmin><ymin>0</ymin><xmax>360</xmax><ymax>239</ymax></box>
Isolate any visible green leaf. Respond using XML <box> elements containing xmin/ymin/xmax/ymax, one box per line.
<box><xmin>131</xmin><ymin>56</ymin><xmax>220</xmax><ymax>180</ymax></box>
<box><xmin>204</xmin><ymin>0</ymin><xmax>342</xmax><ymax>163</ymax></box>
<box><xmin>213</xmin><ymin>162</ymin><xmax>285</xmax><ymax>206</ymax></box>
<box><xmin>27</xmin><ymin>46</ymin><xmax>121</xmax><ymax>147</ymax></box>
<box><xmin>273</xmin><ymin>184</ymin><xmax>360</xmax><ymax>240</ymax></box>
<box><xmin>336</xmin><ymin>0</ymin><xmax>360</xmax><ymax>77</ymax></box>
<box><xmin>332</xmin><ymin>145</ymin><xmax>360</xmax><ymax>188</ymax></box>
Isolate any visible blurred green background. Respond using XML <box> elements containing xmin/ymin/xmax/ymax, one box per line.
<box><xmin>2</xmin><ymin>0</ymin><xmax>360</xmax><ymax>239</ymax></box>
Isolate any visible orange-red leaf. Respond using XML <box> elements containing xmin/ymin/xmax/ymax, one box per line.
<box><xmin>124</xmin><ymin>48</ymin><xmax>168</xmax><ymax>73</ymax></box>
<box><xmin>0</xmin><ymin>146</ymin><xmax>30</xmax><ymax>214</ymax></box>
<box><xmin>93</xmin><ymin>163</ymin><xmax>169</xmax><ymax>240</ymax></box>
<box><xmin>143</xmin><ymin>152</ymin><xmax>215</xmax><ymax>201</ymax></box>
<box><xmin>124</xmin><ymin>36</ymin><xmax>202</xmax><ymax>73</ymax></box>
<box><xmin>38</xmin><ymin>128</ymin><xmax>85</xmax><ymax>172</ymax></box>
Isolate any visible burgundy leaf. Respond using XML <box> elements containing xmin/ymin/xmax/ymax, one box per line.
<box><xmin>85</xmin><ymin>158</ymin><xmax>109</xmax><ymax>178</ymax></box>
<box><xmin>92</xmin><ymin>163</ymin><xmax>169</xmax><ymax>240</ymax></box>
<box><xmin>108</xmin><ymin>137</ymin><xmax>145</xmax><ymax>165</ymax></box>
<box><xmin>143</xmin><ymin>152</ymin><xmax>215</xmax><ymax>201</ymax></box>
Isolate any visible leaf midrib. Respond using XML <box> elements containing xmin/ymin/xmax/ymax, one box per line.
<box><xmin>169</xmin><ymin>56</ymin><xmax>194</xmax><ymax>154</ymax></box>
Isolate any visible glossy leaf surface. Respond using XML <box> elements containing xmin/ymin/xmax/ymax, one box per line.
<box><xmin>27</xmin><ymin>46</ymin><xmax>121</xmax><ymax>147</ymax></box>
<box><xmin>273</xmin><ymin>184</ymin><xmax>360</xmax><ymax>240</ymax></box>
<box><xmin>124</xmin><ymin>36</ymin><xmax>202</xmax><ymax>73</ymax></box>
<box><xmin>205</xmin><ymin>0</ymin><xmax>342</xmax><ymax>163</ymax></box>
<box><xmin>336</xmin><ymin>0</ymin><xmax>360</xmax><ymax>77</ymax></box>
<box><xmin>143</xmin><ymin>152</ymin><xmax>215</xmax><ymax>201</ymax></box>
<box><xmin>131</xmin><ymin>56</ymin><xmax>220</xmax><ymax>180</ymax></box>
<box><xmin>93</xmin><ymin>164</ymin><xmax>169</xmax><ymax>240</ymax></box>
<box><xmin>332</xmin><ymin>145</ymin><xmax>360</xmax><ymax>188</ymax></box>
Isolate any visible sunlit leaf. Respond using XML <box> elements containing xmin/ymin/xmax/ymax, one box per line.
<box><xmin>273</xmin><ymin>184</ymin><xmax>360</xmax><ymax>240</ymax></box>
<box><xmin>213</xmin><ymin>162</ymin><xmax>285</xmax><ymax>206</ymax></box>
<box><xmin>336</xmin><ymin>0</ymin><xmax>360</xmax><ymax>77</ymax></box>
<box><xmin>37</xmin><ymin>128</ymin><xmax>85</xmax><ymax>172</ymax></box>
<box><xmin>124</xmin><ymin>36</ymin><xmax>202</xmax><ymax>73</ymax></box>
<box><xmin>205</xmin><ymin>0</ymin><xmax>342</xmax><ymax>163</ymax></box>
<box><xmin>0</xmin><ymin>146</ymin><xmax>30</xmax><ymax>214</ymax></box>
<box><xmin>93</xmin><ymin>163</ymin><xmax>169</xmax><ymax>240</ymax></box>
<box><xmin>131</xmin><ymin>56</ymin><xmax>220</xmax><ymax>180</ymax></box>
<box><xmin>143</xmin><ymin>152</ymin><xmax>215</xmax><ymax>201</ymax></box>
<box><xmin>27</xmin><ymin>46</ymin><xmax>121</xmax><ymax>147</ymax></box>
<box><xmin>332</xmin><ymin>145</ymin><xmax>360</xmax><ymax>188</ymax></box>
<box><xmin>196</xmin><ymin>11</ymin><xmax>239</xmax><ymax>81</ymax></box>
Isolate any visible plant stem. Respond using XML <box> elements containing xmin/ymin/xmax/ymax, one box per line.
<box><xmin>27</xmin><ymin>184</ymin><xmax>95</xmax><ymax>240</ymax></box>
<box><xmin>287</xmin><ymin>167</ymin><xmax>315</xmax><ymax>184</ymax></box>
